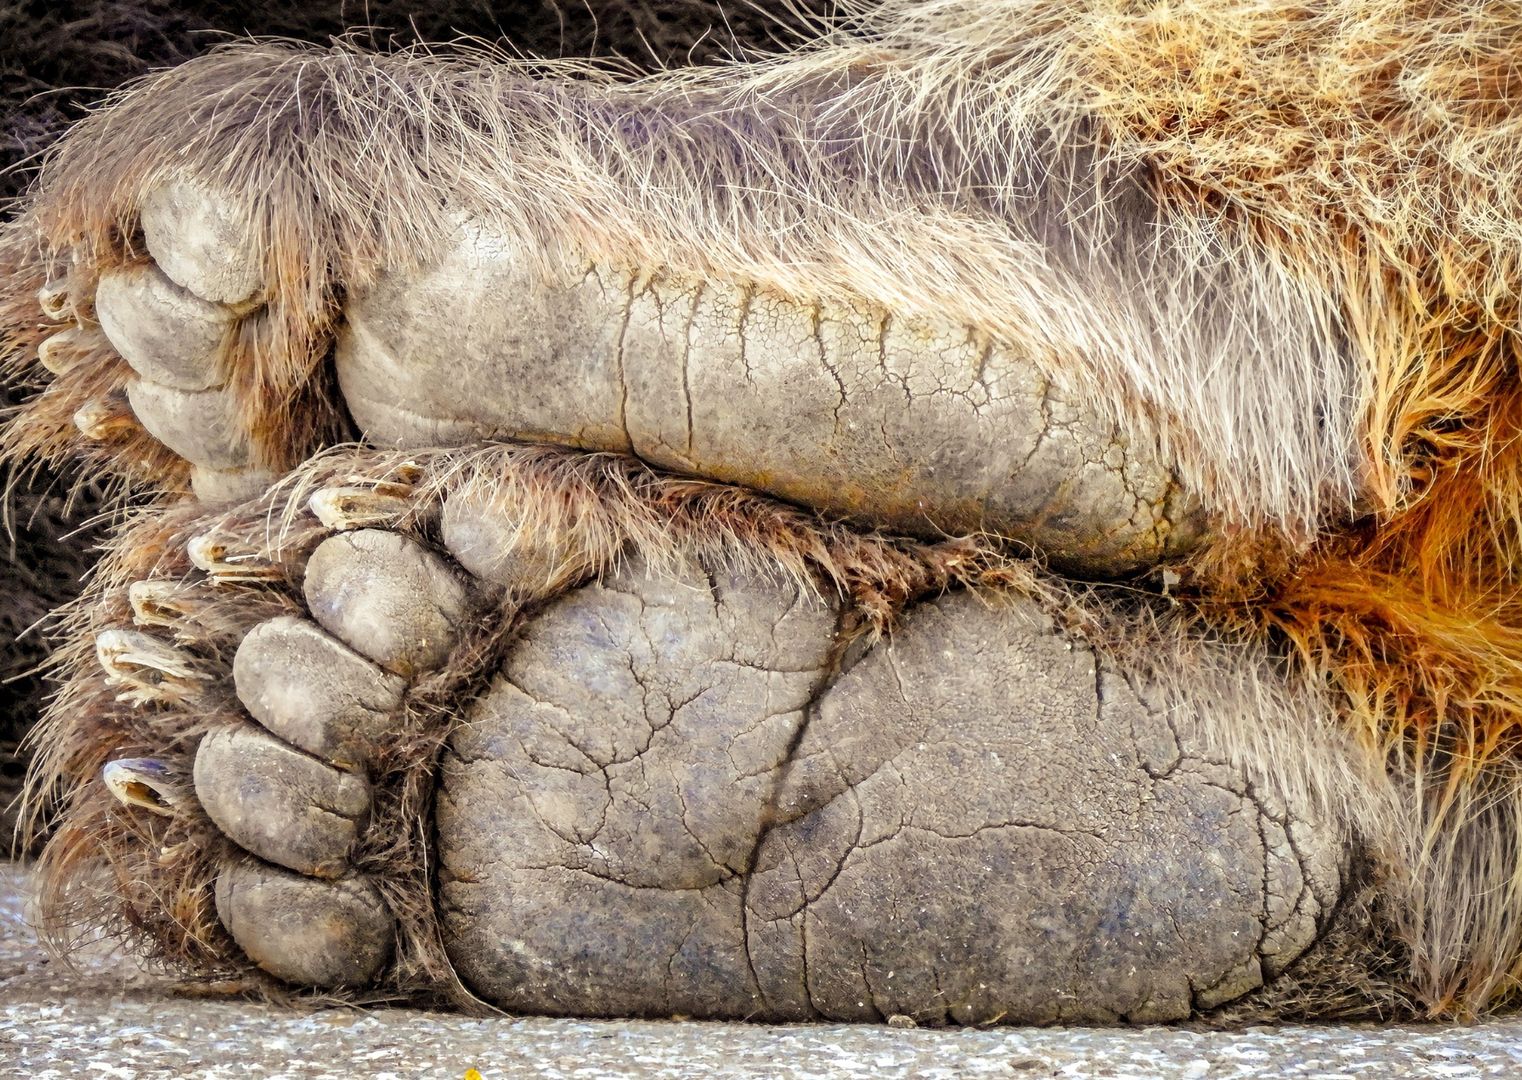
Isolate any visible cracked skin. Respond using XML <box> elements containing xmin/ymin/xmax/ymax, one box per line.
<box><xmin>438</xmin><ymin>560</ymin><xmax>1339</xmax><ymax>1024</ymax></box>
<box><xmin>335</xmin><ymin>224</ymin><xmax>1199</xmax><ymax>575</ymax></box>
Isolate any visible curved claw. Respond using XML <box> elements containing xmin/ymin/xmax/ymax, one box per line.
<box><xmin>102</xmin><ymin>758</ymin><xmax>185</xmax><ymax>816</ymax></box>
<box><xmin>309</xmin><ymin>485</ymin><xmax>412</xmax><ymax>530</ymax></box>
<box><xmin>73</xmin><ymin>395</ymin><xmax>136</xmax><ymax>441</ymax></box>
<box><xmin>187</xmin><ymin>533</ymin><xmax>280</xmax><ymax>582</ymax></box>
<box><xmin>38</xmin><ymin>328</ymin><xmax>83</xmax><ymax>375</ymax></box>
<box><xmin>128</xmin><ymin>580</ymin><xmax>200</xmax><ymax>634</ymax></box>
<box><xmin>37</xmin><ymin>281</ymin><xmax>72</xmax><ymax>322</ymax></box>
<box><xmin>96</xmin><ymin>628</ymin><xmax>206</xmax><ymax>705</ymax></box>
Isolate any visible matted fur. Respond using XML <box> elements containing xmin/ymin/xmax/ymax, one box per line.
<box><xmin>4</xmin><ymin>0</ymin><xmax>1522</xmax><ymax>1015</ymax></box>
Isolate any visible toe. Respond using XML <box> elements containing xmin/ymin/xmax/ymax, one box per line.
<box><xmin>140</xmin><ymin>179</ymin><xmax>261</xmax><ymax>307</ymax></box>
<box><xmin>234</xmin><ymin>616</ymin><xmax>407</xmax><ymax>769</ymax></box>
<box><xmin>303</xmin><ymin>529</ymin><xmax>477</xmax><ymax>677</ymax></box>
<box><xmin>124</xmin><ymin>379</ymin><xmax>250</xmax><ymax>471</ymax></box>
<box><xmin>441</xmin><ymin>487</ymin><xmax>595</xmax><ymax>596</ymax></box>
<box><xmin>190</xmin><ymin>465</ymin><xmax>278</xmax><ymax>506</ymax></box>
<box><xmin>215</xmin><ymin>861</ymin><xmax>393</xmax><ymax>988</ymax></box>
<box><xmin>193</xmin><ymin>726</ymin><xmax>371</xmax><ymax>877</ymax></box>
<box><xmin>95</xmin><ymin>263</ymin><xmax>234</xmax><ymax>391</ymax></box>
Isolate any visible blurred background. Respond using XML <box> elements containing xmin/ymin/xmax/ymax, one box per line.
<box><xmin>0</xmin><ymin>0</ymin><xmax>825</xmax><ymax>841</ymax></box>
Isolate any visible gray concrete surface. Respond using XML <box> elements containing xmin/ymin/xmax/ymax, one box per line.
<box><xmin>2</xmin><ymin>863</ymin><xmax>1520</xmax><ymax>1078</ymax></box>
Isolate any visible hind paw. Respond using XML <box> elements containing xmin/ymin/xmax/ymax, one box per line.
<box><xmin>12</xmin><ymin>49</ymin><xmax>1202</xmax><ymax>575</ymax></box>
<box><xmin>61</xmin><ymin>446</ymin><xmax>1358</xmax><ymax>1018</ymax></box>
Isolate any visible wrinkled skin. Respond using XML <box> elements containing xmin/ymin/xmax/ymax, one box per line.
<box><xmin>439</xmin><ymin>558</ymin><xmax>1339</xmax><ymax>1022</ymax></box>
<box><xmin>13</xmin><ymin>6</ymin><xmax>1400</xmax><ymax>1025</ymax></box>
<box><xmin>103</xmin><ymin>212</ymin><xmax>1197</xmax><ymax>573</ymax></box>
<box><xmin>333</xmin><ymin>226</ymin><xmax>1200</xmax><ymax>573</ymax></box>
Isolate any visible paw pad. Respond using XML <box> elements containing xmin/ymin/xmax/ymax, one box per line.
<box><xmin>68</xmin><ymin>448</ymin><xmax>1345</xmax><ymax>1017</ymax></box>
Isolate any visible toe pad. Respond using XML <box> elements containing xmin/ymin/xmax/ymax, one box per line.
<box><xmin>215</xmin><ymin>862</ymin><xmax>393</xmax><ymax>988</ymax></box>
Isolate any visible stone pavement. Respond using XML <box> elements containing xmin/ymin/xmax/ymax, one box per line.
<box><xmin>2</xmin><ymin>863</ymin><xmax>1520</xmax><ymax>1079</ymax></box>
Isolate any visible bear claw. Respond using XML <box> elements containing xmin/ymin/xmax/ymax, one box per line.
<box><xmin>95</xmin><ymin>629</ymin><xmax>205</xmax><ymax>705</ymax></box>
<box><xmin>186</xmin><ymin>534</ymin><xmax>281</xmax><ymax>582</ymax></box>
<box><xmin>102</xmin><ymin>758</ymin><xmax>184</xmax><ymax>817</ymax></box>
<box><xmin>307</xmin><ymin>486</ymin><xmax>412</xmax><ymax>531</ymax></box>
<box><xmin>72</xmin><ymin>396</ymin><xmax>135</xmax><ymax>441</ymax></box>
<box><xmin>37</xmin><ymin>280</ymin><xmax>72</xmax><ymax>321</ymax></box>
<box><xmin>37</xmin><ymin>328</ymin><xmax>83</xmax><ymax>375</ymax></box>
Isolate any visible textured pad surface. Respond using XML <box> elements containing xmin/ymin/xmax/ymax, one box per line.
<box><xmin>439</xmin><ymin>563</ymin><xmax>1341</xmax><ymax>1023</ymax></box>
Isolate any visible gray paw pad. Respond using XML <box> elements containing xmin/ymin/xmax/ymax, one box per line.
<box><xmin>438</xmin><ymin>573</ymin><xmax>1345</xmax><ymax>1023</ymax></box>
<box><xmin>233</xmin><ymin>615</ymin><xmax>406</xmax><ymax>769</ymax></box>
<box><xmin>140</xmin><ymin>178</ymin><xmax>261</xmax><ymax>307</ymax></box>
<box><xmin>194</xmin><ymin>727</ymin><xmax>370</xmax><ymax>878</ymax></box>
<box><xmin>123</xmin><ymin>378</ymin><xmax>250</xmax><ymax>471</ymax></box>
<box><xmin>215</xmin><ymin>862</ymin><xmax>392</xmax><ymax>988</ymax></box>
<box><xmin>438</xmin><ymin>554</ymin><xmax>842</xmax><ymax>1018</ymax></box>
<box><xmin>303</xmin><ymin>529</ymin><xmax>476</xmax><ymax>677</ymax></box>
<box><xmin>95</xmin><ymin>263</ymin><xmax>231</xmax><ymax>391</ymax></box>
<box><xmin>441</xmin><ymin>487</ymin><xmax>595</xmax><ymax>594</ymax></box>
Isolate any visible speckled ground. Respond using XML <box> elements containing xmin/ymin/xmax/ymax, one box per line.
<box><xmin>2</xmin><ymin>864</ymin><xmax>1519</xmax><ymax>1079</ymax></box>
